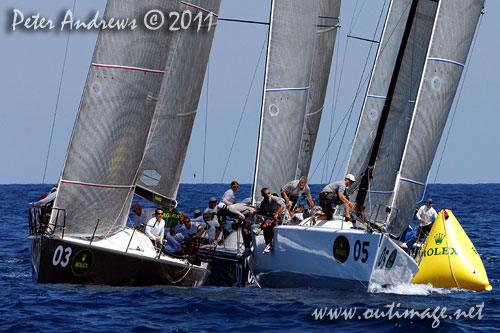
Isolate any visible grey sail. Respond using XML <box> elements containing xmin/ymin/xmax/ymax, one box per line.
<box><xmin>346</xmin><ymin>0</ymin><xmax>413</xmax><ymax>202</ymax></box>
<box><xmin>356</xmin><ymin>0</ymin><xmax>439</xmax><ymax>226</ymax></box>
<box><xmin>296</xmin><ymin>0</ymin><xmax>341</xmax><ymax>179</ymax></box>
<box><xmin>136</xmin><ymin>1</ymin><xmax>221</xmax><ymax>206</ymax></box>
<box><xmin>387</xmin><ymin>0</ymin><xmax>484</xmax><ymax>237</ymax></box>
<box><xmin>252</xmin><ymin>0</ymin><xmax>320</xmax><ymax>203</ymax></box>
<box><xmin>50</xmin><ymin>1</ymin><xmax>203</xmax><ymax>237</ymax></box>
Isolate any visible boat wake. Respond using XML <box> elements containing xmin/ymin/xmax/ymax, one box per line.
<box><xmin>368</xmin><ymin>282</ymin><xmax>461</xmax><ymax>296</ymax></box>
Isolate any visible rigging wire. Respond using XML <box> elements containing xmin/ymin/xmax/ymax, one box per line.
<box><xmin>220</xmin><ymin>32</ymin><xmax>268</xmax><ymax>182</ymax></box>
<box><xmin>431</xmin><ymin>13</ymin><xmax>484</xmax><ymax>186</ymax></box>
<box><xmin>328</xmin><ymin>0</ymin><xmax>387</xmax><ymax>183</ymax></box>
<box><xmin>42</xmin><ymin>0</ymin><xmax>78</xmax><ymax>183</ymax></box>
<box><xmin>312</xmin><ymin>0</ymin><xmax>388</xmax><ymax>182</ymax></box>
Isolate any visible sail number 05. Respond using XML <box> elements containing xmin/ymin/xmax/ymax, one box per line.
<box><xmin>353</xmin><ymin>240</ymin><xmax>369</xmax><ymax>263</ymax></box>
<box><xmin>52</xmin><ymin>245</ymin><xmax>72</xmax><ymax>267</ymax></box>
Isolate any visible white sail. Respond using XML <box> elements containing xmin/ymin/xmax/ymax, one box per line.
<box><xmin>387</xmin><ymin>0</ymin><xmax>484</xmax><ymax>236</ymax></box>
<box><xmin>50</xmin><ymin>1</ymin><xmax>219</xmax><ymax>237</ymax></box>
<box><xmin>136</xmin><ymin>1</ymin><xmax>221</xmax><ymax>206</ymax></box>
<box><xmin>297</xmin><ymin>0</ymin><xmax>341</xmax><ymax>179</ymax></box>
<box><xmin>252</xmin><ymin>0</ymin><xmax>320</xmax><ymax>203</ymax></box>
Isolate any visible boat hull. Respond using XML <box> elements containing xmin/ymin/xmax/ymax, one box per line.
<box><xmin>199</xmin><ymin>248</ymin><xmax>255</xmax><ymax>287</ymax></box>
<box><xmin>249</xmin><ymin>224</ymin><xmax>418</xmax><ymax>290</ymax></box>
<box><xmin>29</xmin><ymin>235</ymin><xmax>209</xmax><ymax>287</ymax></box>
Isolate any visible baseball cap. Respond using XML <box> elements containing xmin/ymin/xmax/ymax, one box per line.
<box><xmin>346</xmin><ymin>174</ymin><xmax>356</xmax><ymax>182</ymax></box>
<box><xmin>209</xmin><ymin>197</ymin><xmax>217</xmax><ymax>202</ymax></box>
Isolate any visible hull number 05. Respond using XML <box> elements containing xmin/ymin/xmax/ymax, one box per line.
<box><xmin>52</xmin><ymin>245</ymin><xmax>72</xmax><ymax>267</ymax></box>
<box><xmin>353</xmin><ymin>240</ymin><xmax>369</xmax><ymax>263</ymax></box>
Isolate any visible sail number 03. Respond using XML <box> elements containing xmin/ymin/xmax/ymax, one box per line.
<box><xmin>353</xmin><ymin>240</ymin><xmax>369</xmax><ymax>263</ymax></box>
<box><xmin>52</xmin><ymin>245</ymin><xmax>72</xmax><ymax>267</ymax></box>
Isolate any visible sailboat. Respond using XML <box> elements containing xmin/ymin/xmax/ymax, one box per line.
<box><xmin>28</xmin><ymin>0</ymin><xmax>221</xmax><ymax>286</ymax></box>
<box><xmin>198</xmin><ymin>0</ymin><xmax>341</xmax><ymax>287</ymax></box>
<box><xmin>249</xmin><ymin>0</ymin><xmax>484</xmax><ymax>290</ymax></box>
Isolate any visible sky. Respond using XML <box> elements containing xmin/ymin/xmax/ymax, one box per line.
<box><xmin>1</xmin><ymin>0</ymin><xmax>499</xmax><ymax>185</ymax></box>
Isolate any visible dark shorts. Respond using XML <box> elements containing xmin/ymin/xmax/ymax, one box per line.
<box><xmin>318</xmin><ymin>192</ymin><xmax>342</xmax><ymax>219</ymax></box>
<box><xmin>281</xmin><ymin>193</ymin><xmax>299</xmax><ymax>209</ymax></box>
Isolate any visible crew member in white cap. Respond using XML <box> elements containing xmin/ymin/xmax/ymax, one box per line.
<box><xmin>318</xmin><ymin>174</ymin><xmax>357</xmax><ymax>221</ymax></box>
<box><xmin>416</xmin><ymin>198</ymin><xmax>437</xmax><ymax>240</ymax></box>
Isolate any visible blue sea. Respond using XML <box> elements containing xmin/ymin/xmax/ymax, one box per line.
<box><xmin>2</xmin><ymin>183</ymin><xmax>499</xmax><ymax>332</ymax></box>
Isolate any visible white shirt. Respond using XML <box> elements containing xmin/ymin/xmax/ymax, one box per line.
<box><xmin>145</xmin><ymin>217</ymin><xmax>165</xmax><ymax>242</ymax></box>
<box><xmin>193</xmin><ymin>217</ymin><xmax>220</xmax><ymax>241</ymax></box>
<box><xmin>416</xmin><ymin>205</ymin><xmax>437</xmax><ymax>226</ymax></box>
<box><xmin>221</xmin><ymin>189</ymin><xmax>236</xmax><ymax>205</ymax></box>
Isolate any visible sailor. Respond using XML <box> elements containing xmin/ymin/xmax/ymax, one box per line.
<box><xmin>416</xmin><ymin>198</ymin><xmax>438</xmax><ymax>240</ymax></box>
<box><xmin>179</xmin><ymin>217</ymin><xmax>205</xmax><ymax>254</ymax></box>
<box><xmin>29</xmin><ymin>185</ymin><xmax>58</xmax><ymax>227</ymax></box>
<box><xmin>221</xmin><ymin>181</ymin><xmax>239</xmax><ymax>205</ymax></box>
<box><xmin>198</xmin><ymin>212</ymin><xmax>220</xmax><ymax>242</ymax></box>
<box><xmin>145</xmin><ymin>208</ymin><xmax>165</xmax><ymax>245</ymax></box>
<box><xmin>204</xmin><ymin>197</ymin><xmax>218</xmax><ymax>216</ymax></box>
<box><xmin>130</xmin><ymin>203</ymin><xmax>156</xmax><ymax>231</ymax></box>
<box><xmin>318</xmin><ymin>174</ymin><xmax>357</xmax><ymax>221</ymax></box>
<box><xmin>254</xmin><ymin>188</ymin><xmax>285</xmax><ymax>254</ymax></box>
<box><xmin>193</xmin><ymin>209</ymin><xmax>202</xmax><ymax>219</ymax></box>
<box><xmin>218</xmin><ymin>202</ymin><xmax>256</xmax><ymax>251</ymax></box>
<box><xmin>280</xmin><ymin>176</ymin><xmax>315</xmax><ymax>214</ymax></box>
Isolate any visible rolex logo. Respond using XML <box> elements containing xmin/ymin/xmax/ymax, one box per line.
<box><xmin>434</xmin><ymin>233</ymin><xmax>445</xmax><ymax>245</ymax></box>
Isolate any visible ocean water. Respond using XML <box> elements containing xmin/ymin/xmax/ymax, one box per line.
<box><xmin>1</xmin><ymin>183</ymin><xmax>499</xmax><ymax>332</ymax></box>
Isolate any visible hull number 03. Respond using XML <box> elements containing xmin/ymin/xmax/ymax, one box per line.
<box><xmin>52</xmin><ymin>245</ymin><xmax>72</xmax><ymax>267</ymax></box>
<box><xmin>353</xmin><ymin>240</ymin><xmax>369</xmax><ymax>263</ymax></box>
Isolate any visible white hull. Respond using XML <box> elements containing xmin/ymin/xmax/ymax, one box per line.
<box><xmin>249</xmin><ymin>217</ymin><xmax>418</xmax><ymax>290</ymax></box>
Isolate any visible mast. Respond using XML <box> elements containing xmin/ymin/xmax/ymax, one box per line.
<box><xmin>251</xmin><ymin>0</ymin><xmax>275</xmax><ymax>205</ymax></box>
<box><xmin>355</xmin><ymin>0</ymin><xmax>420</xmax><ymax>212</ymax></box>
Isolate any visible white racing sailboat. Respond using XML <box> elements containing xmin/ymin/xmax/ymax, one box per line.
<box><xmin>249</xmin><ymin>0</ymin><xmax>484</xmax><ymax>290</ymax></box>
<box><xmin>28</xmin><ymin>0</ymin><xmax>221</xmax><ymax>286</ymax></box>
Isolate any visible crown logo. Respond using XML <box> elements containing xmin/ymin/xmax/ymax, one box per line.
<box><xmin>434</xmin><ymin>233</ymin><xmax>445</xmax><ymax>245</ymax></box>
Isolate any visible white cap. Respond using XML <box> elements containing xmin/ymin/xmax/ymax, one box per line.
<box><xmin>217</xmin><ymin>202</ymin><xmax>226</xmax><ymax>210</ymax></box>
<box><xmin>345</xmin><ymin>174</ymin><xmax>356</xmax><ymax>182</ymax></box>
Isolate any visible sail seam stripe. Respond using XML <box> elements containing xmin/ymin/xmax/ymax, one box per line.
<box><xmin>265</xmin><ymin>86</ymin><xmax>310</xmax><ymax>92</ymax></box>
<box><xmin>367</xmin><ymin>94</ymin><xmax>386</xmax><ymax>99</ymax></box>
<box><xmin>92</xmin><ymin>63</ymin><xmax>165</xmax><ymax>74</ymax></box>
<box><xmin>61</xmin><ymin>180</ymin><xmax>135</xmax><ymax>189</ymax></box>
<box><xmin>368</xmin><ymin>190</ymin><xmax>393</xmax><ymax>194</ymax></box>
<box><xmin>399</xmin><ymin>177</ymin><xmax>425</xmax><ymax>186</ymax></box>
<box><xmin>427</xmin><ymin>57</ymin><xmax>464</xmax><ymax>68</ymax></box>
<box><xmin>180</xmin><ymin>1</ymin><xmax>219</xmax><ymax>17</ymax></box>
<box><xmin>318</xmin><ymin>16</ymin><xmax>339</xmax><ymax>20</ymax></box>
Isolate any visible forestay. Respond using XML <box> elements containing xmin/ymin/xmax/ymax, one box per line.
<box><xmin>253</xmin><ymin>0</ymin><xmax>319</xmax><ymax>203</ymax></box>
<box><xmin>296</xmin><ymin>0</ymin><xmax>341</xmax><ymax>179</ymax></box>
<box><xmin>136</xmin><ymin>0</ymin><xmax>221</xmax><ymax>206</ymax></box>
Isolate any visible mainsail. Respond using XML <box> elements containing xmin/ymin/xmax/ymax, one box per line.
<box><xmin>345</xmin><ymin>0</ymin><xmax>484</xmax><ymax>236</ymax></box>
<box><xmin>51</xmin><ymin>1</ymin><xmax>219</xmax><ymax>237</ymax></box>
<box><xmin>296</xmin><ymin>0</ymin><xmax>341</xmax><ymax>179</ymax></box>
<box><xmin>252</xmin><ymin>0</ymin><xmax>320</xmax><ymax>203</ymax></box>
<box><xmin>136</xmin><ymin>0</ymin><xmax>221</xmax><ymax>206</ymax></box>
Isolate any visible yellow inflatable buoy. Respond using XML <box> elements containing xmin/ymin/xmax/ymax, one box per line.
<box><xmin>411</xmin><ymin>209</ymin><xmax>491</xmax><ymax>292</ymax></box>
